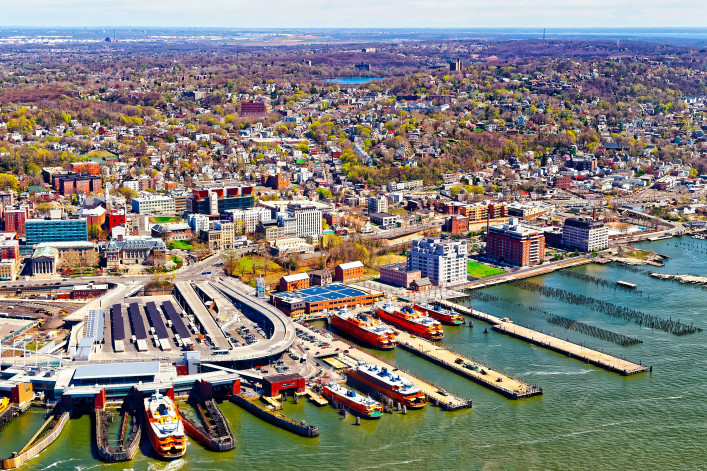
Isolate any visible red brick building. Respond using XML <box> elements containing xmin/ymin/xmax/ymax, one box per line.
<box><xmin>55</xmin><ymin>174</ymin><xmax>102</xmax><ymax>195</ymax></box>
<box><xmin>334</xmin><ymin>261</ymin><xmax>365</xmax><ymax>283</ymax></box>
<box><xmin>71</xmin><ymin>162</ymin><xmax>101</xmax><ymax>176</ymax></box>
<box><xmin>240</xmin><ymin>102</ymin><xmax>267</xmax><ymax>117</ymax></box>
<box><xmin>379</xmin><ymin>263</ymin><xmax>421</xmax><ymax>288</ymax></box>
<box><xmin>444</xmin><ymin>215</ymin><xmax>469</xmax><ymax>234</ymax></box>
<box><xmin>486</xmin><ymin>219</ymin><xmax>545</xmax><ymax>267</ymax></box>
<box><xmin>4</xmin><ymin>209</ymin><xmax>26</xmax><ymax>235</ymax></box>
<box><xmin>262</xmin><ymin>173</ymin><xmax>289</xmax><ymax>190</ymax></box>
<box><xmin>554</xmin><ymin>175</ymin><xmax>572</xmax><ymax>189</ymax></box>
<box><xmin>279</xmin><ymin>273</ymin><xmax>310</xmax><ymax>292</ymax></box>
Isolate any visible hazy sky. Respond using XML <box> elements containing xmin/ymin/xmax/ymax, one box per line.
<box><xmin>2</xmin><ymin>0</ymin><xmax>707</xmax><ymax>28</ymax></box>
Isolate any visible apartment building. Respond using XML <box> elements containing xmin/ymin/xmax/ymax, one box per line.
<box><xmin>562</xmin><ymin>217</ymin><xmax>609</xmax><ymax>252</ymax></box>
<box><xmin>486</xmin><ymin>218</ymin><xmax>545</xmax><ymax>267</ymax></box>
<box><xmin>406</xmin><ymin>238</ymin><xmax>467</xmax><ymax>286</ymax></box>
<box><xmin>131</xmin><ymin>195</ymin><xmax>176</xmax><ymax>215</ymax></box>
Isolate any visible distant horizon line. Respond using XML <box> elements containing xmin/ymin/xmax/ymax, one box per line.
<box><xmin>1</xmin><ymin>26</ymin><xmax>707</xmax><ymax>31</ymax></box>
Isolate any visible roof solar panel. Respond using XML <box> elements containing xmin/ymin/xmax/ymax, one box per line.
<box><xmin>111</xmin><ymin>304</ymin><xmax>125</xmax><ymax>341</ymax></box>
<box><xmin>128</xmin><ymin>302</ymin><xmax>148</xmax><ymax>340</ymax></box>
<box><xmin>145</xmin><ymin>301</ymin><xmax>170</xmax><ymax>339</ymax></box>
<box><xmin>162</xmin><ymin>301</ymin><xmax>191</xmax><ymax>338</ymax></box>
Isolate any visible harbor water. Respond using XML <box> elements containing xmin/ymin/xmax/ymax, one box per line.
<box><xmin>5</xmin><ymin>238</ymin><xmax>706</xmax><ymax>470</ymax></box>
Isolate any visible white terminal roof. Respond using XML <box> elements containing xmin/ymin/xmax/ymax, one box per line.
<box><xmin>73</xmin><ymin>361</ymin><xmax>160</xmax><ymax>381</ymax></box>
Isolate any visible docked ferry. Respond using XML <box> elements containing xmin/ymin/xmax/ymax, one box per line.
<box><xmin>0</xmin><ymin>397</ymin><xmax>9</xmax><ymax>415</ymax></box>
<box><xmin>330</xmin><ymin>309</ymin><xmax>397</xmax><ymax>349</ymax></box>
<box><xmin>347</xmin><ymin>363</ymin><xmax>426</xmax><ymax>409</ymax></box>
<box><xmin>376</xmin><ymin>303</ymin><xmax>444</xmax><ymax>340</ymax></box>
<box><xmin>413</xmin><ymin>303</ymin><xmax>464</xmax><ymax>326</ymax></box>
<box><xmin>321</xmin><ymin>382</ymin><xmax>383</xmax><ymax>419</ymax></box>
<box><xmin>144</xmin><ymin>392</ymin><xmax>186</xmax><ymax>459</ymax></box>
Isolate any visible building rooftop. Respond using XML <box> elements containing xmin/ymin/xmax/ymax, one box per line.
<box><xmin>281</xmin><ymin>273</ymin><xmax>310</xmax><ymax>283</ymax></box>
<box><xmin>337</xmin><ymin>261</ymin><xmax>364</xmax><ymax>270</ymax></box>
<box><xmin>73</xmin><ymin>361</ymin><xmax>160</xmax><ymax>381</ymax></box>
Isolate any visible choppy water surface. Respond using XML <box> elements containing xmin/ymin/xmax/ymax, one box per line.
<box><xmin>6</xmin><ymin>238</ymin><xmax>706</xmax><ymax>470</ymax></box>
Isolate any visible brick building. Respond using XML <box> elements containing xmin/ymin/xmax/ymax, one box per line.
<box><xmin>334</xmin><ymin>261</ymin><xmax>365</xmax><ymax>283</ymax></box>
<box><xmin>240</xmin><ymin>102</ymin><xmax>267</xmax><ymax>117</ymax></box>
<box><xmin>444</xmin><ymin>215</ymin><xmax>469</xmax><ymax>234</ymax></box>
<box><xmin>4</xmin><ymin>209</ymin><xmax>26</xmax><ymax>235</ymax></box>
<box><xmin>554</xmin><ymin>175</ymin><xmax>572</xmax><ymax>189</ymax></box>
<box><xmin>70</xmin><ymin>162</ymin><xmax>101</xmax><ymax>176</ymax></box>
<box><xmin>107</xmin><ymin>209</ymin><xmax>126</xmax><ymax>232</ymax></box>
<box><xmin>55</xmin><ymin>174</ymin><xmax>102</xmax><ymax>196</ymax></box>
<box><xmin>379</xmin><ymin>263</ymin><xmax>421</xmax><ymax>288</ymax></box>
<box><xmin>262</xmin><ymin>173</ymin><xmax>289</xmax><ymax>190</ymax></box>
<box><xmin>279</xmin><ymin>273</ymin><xmax>310</xmax><ymax>292</ymax></box>
<box><xmin>486</xmin><ymin>218</ymin><xmax>545</xmax><ymax>267</ymax></box>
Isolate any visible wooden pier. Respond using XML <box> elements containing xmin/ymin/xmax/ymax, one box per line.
<box><xmin>435</xmin><ymin>300</ymin><xmax>648</xmax><ymax>376</ymax></box>
<box><xmin>395</xmin><ymin>330</ymin><xmax>542</xmax><ymax>399</ymax></box>
<box><xmin>304</xmin><ymin>389</ymin><xmax>329</xmax><ymax>406</ymax></box>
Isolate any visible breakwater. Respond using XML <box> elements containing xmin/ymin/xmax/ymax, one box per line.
<box><xmin>231</xmin><ymin>394</ymin><xmax>319</xmax><ymax>438</ymax></box>
<box><xmin>510</xmin><ymin>280</ymin><xmax>701</xmax><ymax>336</ymax></box>
<box><xmin>1</xmin><ymin>410</ymin><xmax>70</xmax><ymax>470</ymax></box>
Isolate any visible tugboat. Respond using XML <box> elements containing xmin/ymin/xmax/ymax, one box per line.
<box><xmin>322</xmin><ymin>383</ymin><xmax>383</xmax><ymax>419</ymax></box>
<box><xmin>144</xmin><ymin>392</ymin><xmax>186</xmax><ymax>459</ymax></box>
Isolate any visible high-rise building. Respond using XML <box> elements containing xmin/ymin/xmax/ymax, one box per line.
<box><xmin>4</xmin><ymin>209</ymin><xmax>27</xmax><ymax>235</ymax></box>
<box><xmin>406</xmin><ymin>238</ymin><xmax>467</xmax><ymax>286</ymax></box>
<box><xmin>287</xmin><ymin>204</ymin><xmax>322</xmax><ymax>238</ymax></box>
<box><xmin>188</xmin><ymin>183</ymin><xmax>254</xmax><ymax>216</ymax></box>
<box><xmin>367</xmin><ymin>196</ymin><xmax>388</xmax><ymax>215</ymax></box>
<box><xmin>25</xmin><ymin>219</ymin><xmax>88</xmax><ymax>246</ymax></box>
<box><xmin>562</xmin><ymin>218</ymin><xmax>608</xmax><ymax>252</ymax></box>
<box><xmin>449</xmin><ymin>59</ymin><xmax>463</xmax><ymax>71</ymax></box>
<box><xmin>486</xmin><ymin>218</ymin><xmax>545</xmax><ymax>267</ymax></box>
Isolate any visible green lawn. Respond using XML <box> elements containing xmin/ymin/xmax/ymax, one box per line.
<box><xmin>151</xmin><ymin>216</ymin><xmax>182</xmax><ymax>224</ymax></box>
<box><xmin>167</xmin><ymin>240</ymin><xmax>195</xmax><ymax>250</ymax></box>
<box><xmin>467</xmin><ymin>261</ymin><xmax>505</xmax><ymax>278</ymax></box>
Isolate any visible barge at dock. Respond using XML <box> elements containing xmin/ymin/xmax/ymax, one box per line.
<box><xmin>347</xmin><ymin>363</ymin><xmax>426</xmax><ymax>409</ymax></box>
<box><xmin>376</xmin><ymin>303</ymin><xmax>444</xmax><ymax>340</ymax></box>
<box><xmin>321</xmin><ymin>383</ymin><xmax>383</xmax><ymax>419</ymax></box>
<box><xmin>413</xmin><ymin>303</ymin><xmax>464</xmax><ymax>326</ymax></box>
<box><xmin>330</xmin><ymin>308</ymin><xmax>397</xmax><ymax>349</ymax></box>
<box><xmin>144</xmin><ymin>392</ymin><xmax>186</xmax><ymax>460</ymax></box>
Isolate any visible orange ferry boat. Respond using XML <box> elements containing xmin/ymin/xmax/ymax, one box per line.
<box><xmin>322</xmin><ymin>383</ymin><xmax>383</xmax><ymax>419</ymax></box>
<box><xmin>330</xmin><ymin>308</ymin><xmax>397</xmax><ymax>349</ymax></box>
<box><xmin>376</xmin><ymin>303</ymin><xmax>444</xmax><ymax>340</ymax></box>
<box><xmin>144</xmin><ymin>392</ymin><xmax>186</xmax><ymax>460</ymax></box>
<box><xmin>347</xmin><ymin>363</ymin><xmax>426</xmax><ymax>409</ymax></box>
<box><xmin>413</xmin><ymin>303</ymin><xmax>464</xmax><ymax>326</ymax></box>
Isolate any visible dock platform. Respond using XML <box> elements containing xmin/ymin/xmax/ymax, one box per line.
<box><xmin>304</xmin><ymin>388</ymin><xmax>329</xmax><ymax>406</ymax></box>
<box><xmin>395</xmin><ymin>330</ymin><xmax>542</xmax><ymax>399</ymax></box>
<box><xmin>435</xmin><ymin>300</ymin><xmax>648</xmax><ymax>376</ymax></box>
<box><xmin>299</xmin><ymin>321</ymin><xmax>472</xmax><ymax>411</ymax></box>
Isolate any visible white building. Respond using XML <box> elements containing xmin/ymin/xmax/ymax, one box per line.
<box><xmin>368</xmin><ymin>195</ymin><xmax>388</xmax><ymax>215</ymax></box>
<box><xmin>287</xmin><ymin>204</ymin><xmax>322</xmax><ymax>238</ymax></box>
<box><xmin>224</xmin><ymin>207</ymin><xmax>271</xmax><ymax>233</ymax></box>
<box><xmin>187</xmin><ymin>213</ymin><xmax>210</xmax><ymax>233</ymax></box>
<box><xmin>562</xmin><ymin>218</ymin><xmax>608</xmax><ymax>252</ymax></box>
<box><xmin>406</xmin><ymin>238</ymin><xmax>467</xmax><ymax>286</ymax></box>
<box><xmin>131</xmin><ymin>195</ymin><xmax>176</xmax><ymax>215</ymax></box>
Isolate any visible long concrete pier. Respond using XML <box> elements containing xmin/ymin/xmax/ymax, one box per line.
<box><xmin>394</xmin><ymin>330</ymin><xmax>542</xmax><ymax>399</ymax></box>
<box><xmin>298</xmin><ymin>321</ymin><xmax>472</xmax><ymax>410</ymax></box>
<box><xmin>435</xmin><ymin>300</ymin><xmax>648</xmax><ymax>376</ymax></box>
<box><xmin>174</xmin><ymin>281</ymin><xmax>230</xmax><ymax>349</ymax></box>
